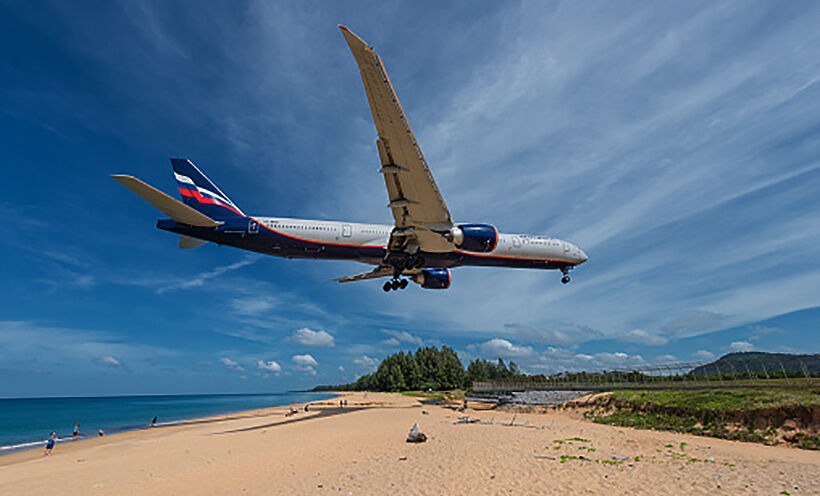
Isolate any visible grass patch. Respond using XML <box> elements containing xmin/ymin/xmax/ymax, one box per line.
<box><xmin>585</xmin><ymin>388</ymin><xmax>819</xmax><ymax>449</ymax></box>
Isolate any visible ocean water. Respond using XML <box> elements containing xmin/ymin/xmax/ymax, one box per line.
<box><xmin>0</xmin><ymin>392</ymin><xmax>337</xmax><ymax>453</ymax></box>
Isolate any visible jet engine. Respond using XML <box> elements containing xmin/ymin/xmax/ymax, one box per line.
<box><xmin>413</xmin><ymin>268</ymin><xmax>451</xmax><ymax>289</ymax></box>
<box><xmin>449</xmin><ymin>224</ymin><xmax>498</xmax><ymax>252</ymax></box>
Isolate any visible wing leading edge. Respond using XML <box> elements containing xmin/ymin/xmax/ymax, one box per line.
<box><xmin>340</xmin><ymin>26</ymin><xmax>455</xmax><ymax>253</ymax></box>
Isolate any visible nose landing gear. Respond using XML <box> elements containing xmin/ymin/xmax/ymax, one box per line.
<box><xmin>560</xmin><ymin>267</ymin><xmax>571</xmax><ymax>285</ymax></box>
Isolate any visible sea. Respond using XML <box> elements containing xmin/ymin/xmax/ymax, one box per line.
<box><xmin>0</xmin><ymin>392</ymin><xmax>337</xmax><ymax>454</ymax></box>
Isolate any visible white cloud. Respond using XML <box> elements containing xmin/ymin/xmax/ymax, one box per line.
<box><xmin>692</xmin><ymin>350</ymin><xmax>716</xmax><ymax>361</ymax></box>
<box><xmin>257</xmin><ymin>360</ymin><xmax>282</xmax><ymax>374</ymax></box>
<box><xmin>219</xmin><ymin>357</ymin><xmax>245</xmax><ymax>372</ymax></box>
<box><xmin>504</xmin><ymin>323</ymin><xmax>595</xmax><ymax>346</ymax></box>
<box><xmin>621</xmin><ymin>328</ymin><xmax>669</xmax><ymax>346</ymax></box>
<box><xmin>92</xmin><ymin>356</ymin><xmax>123</xmax><ymax>368</ymax></box>
<box><xmin>729</xmin><ymin>341</ymin><xmax>754</xmax><ymax>352</ymax></box>
<box><xmin>338</xmin><ymin>365</ymin><xmax>345</xmax><ymax>372</ymax></box>
<box><xmin>292</xmin><ymin>354</ymin><xmax>318</xmax><ymax>367</ymax></box>
<box><xmin>353</xmin><ymin>355</ymin><xmax>380</xmax><ymax>371</ymax></box>
<box><xmin>231</xmin><ymin>296</ymin><xmax>278</xmax><ymax>316</ymax></box>
<box><xmin>381</xmin><ymin>329</ymin><xmax>423</xmax><ymax>346</ymax></box>
<box><xmin>478</xmin><ymin>338</ymin><xmax>534</xmax><ymax>359</ymax></box>
<box><xmin>654</xmin><ymin>354</ymin><xmax>678</xmax><ymax>363</ymax></box>
<box><xmin>289</xmin><ymin>328</ymin><xmax>335</xmax><ymax>347</ymax></box>
<box><xmin>292</xmin><ymin>354</ymin><xmax>318</xmax><ymax>375</ymax></box>
<box><xmin>381</xmin><ymin>337</ymin><xmax>401</xmax><ymax>347</ymax></box>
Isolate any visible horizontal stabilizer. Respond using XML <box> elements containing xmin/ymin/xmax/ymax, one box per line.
<box><xmin>179</xmin><ymin>235</ymin><xmax>208</xmax><ymax>249</ymax></box>
<box><xmin>110</xmin><ymin>175</ymin><xmax>223</xmax><ymax>228</ymax></box>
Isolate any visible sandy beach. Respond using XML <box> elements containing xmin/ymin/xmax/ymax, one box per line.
<box><xmin>0</xmin><ymin>392</ymin><xmax>817</xmax><ymax>495</ymax></box>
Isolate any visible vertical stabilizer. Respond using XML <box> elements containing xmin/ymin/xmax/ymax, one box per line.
<box><xmin>171</xmin><ymin>158</ymin><xmax>245</xmax><ymax>218</ymax></box>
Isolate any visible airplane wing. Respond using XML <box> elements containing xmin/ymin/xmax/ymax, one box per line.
<box><xmin>332</xmin><ymin>266</ymin><xmax>394</xmax><ymax>283</ymax></box>
<box><xmin>340</xmin><ymin>26</ymin><xmax>455</xmax><ymax>253</ymax></box>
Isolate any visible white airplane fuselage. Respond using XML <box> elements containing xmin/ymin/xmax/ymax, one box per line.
<box><xmin>158</xmin><ymin>215</ymin><xmax>588</xmax><ymax>272</ymax></box>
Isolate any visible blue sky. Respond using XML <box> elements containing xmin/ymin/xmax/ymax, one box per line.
<box><xmin>1</xmin><ymin>1</ymin><xmax>819</xmax><ymax>397</ymax></box>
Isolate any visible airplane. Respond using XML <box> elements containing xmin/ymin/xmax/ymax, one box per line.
<box><xmin>111</xmin><ymin>26</ymin><xmax>587</xmax><ymax>293</ymax></box>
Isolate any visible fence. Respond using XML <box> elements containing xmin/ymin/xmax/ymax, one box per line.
<box><xmin>472</xmin><ymin>355</ymin><xmax>819</xmax><ymax>393</ymax></box>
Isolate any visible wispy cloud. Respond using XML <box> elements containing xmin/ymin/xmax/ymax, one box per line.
<box><xmin>729</xmin><ymin>341</ymin><xmax>754</xmax><ymax>352</ymax></box>
<box><xmin>219</xmin><ymin>357</ymin><xmax>245</xmax><ymax>372</ymax></box>
<box><xmin>157</xmin><ymin>259</ymin><xmax>257</xmax><ymax>294</ymax></box>
<box><xmin>92</xmin><ymin>356</ymin><xmax>124</xmax><ymax>368</ymax></box>
<box><xmin>620</xmin><ymin>329</ymin><xmax>669</xmax><ymax>347</ymax></box>
<box><xmin>381</xmin><ymin>329</ymin><xmax>423</xmax><ymax>346</ymax></box>
<box><xmin>231</xmin><ymin>295</ymin><xmax>278</xmax><ymax>316</ymax></box>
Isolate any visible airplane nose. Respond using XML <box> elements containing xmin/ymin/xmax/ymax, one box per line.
<box><xmin>577</xmin><ymin>248</ymin><xmax>588</xmax><ymax>263</ymax></box>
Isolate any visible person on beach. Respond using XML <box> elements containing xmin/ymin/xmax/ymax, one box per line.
<box><xmin>73</xmin><ymin>424</ymin><xmax>80</xmax><ymax>437</ymax></box>
<box><xmin>151</xmin><ymin>416</ymin><xmax>158</xmax><ymax>427</ymax></box>
<box><xmin>44</xmin><ymin>432</ymin><xmax>56</xmax><ymax>456</ymax></box>
<box><xmin>98</xmin><ymin>429</ymin><xmax>104</xmax><ymax>437</ymax></box>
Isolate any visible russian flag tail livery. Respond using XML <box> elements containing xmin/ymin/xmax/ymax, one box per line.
<box><xmin>171</xmin><ymin>158</ymin><xmax>245</xmax><ymax>219</ymax></box>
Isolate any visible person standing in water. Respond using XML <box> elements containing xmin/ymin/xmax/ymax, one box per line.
<box><xmin>151</xmin><ymin>416</ymin><xmax>157</xmax><ymax>427</ymax></box>
<box><xmin>73</xmin><ymin>424</ymin><xmax>80</xmax><ymax>437</ymax></box>
<box><xmin>43</xmin><ymin>432</ymin><xmax>56</xmax><ymax>456</ymax></box>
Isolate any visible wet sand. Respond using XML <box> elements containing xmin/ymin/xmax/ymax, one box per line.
<box><xmin>0</xmin><ymin>392</ymin><xmax>817</xmax><ymax>495</ymax></box>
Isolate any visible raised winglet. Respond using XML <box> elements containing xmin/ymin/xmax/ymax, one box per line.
<box><xmin>111</xmin><ymin>175</ymin><xmax>223</xmax><ymax>228</ymax></box>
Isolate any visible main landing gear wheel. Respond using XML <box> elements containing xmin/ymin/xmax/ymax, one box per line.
<box><xmin>384</xmin><ymin>278</ymin><xmax>409</xmax><ymax>292</ymax></box>
<box><xmin>561</xmin><ymin>275</ymin><xmax>571</xmax><ymax>284</ymax></box>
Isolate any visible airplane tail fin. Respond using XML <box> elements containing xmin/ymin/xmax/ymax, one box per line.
<box><xmin>171</xmin><ymin>158</ymin><xmax>245</xmax><ymax>219</ymax></box>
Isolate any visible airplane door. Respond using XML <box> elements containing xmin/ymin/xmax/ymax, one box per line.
<box><xmin>512</xmin><ymin>236</ymin><xmax>522</xmax><ymax>248</ymax></box>
<box><xmin>248</xmin><ymin>220</ymin><xmax>259</xmax><ymax>234</ymax></box>
<box><xmin>342</xmin><ymin>224</ymin><xmax>352</xmax><ymax>238</ymax></box>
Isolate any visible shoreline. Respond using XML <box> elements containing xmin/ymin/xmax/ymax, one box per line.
<box><xmin>1</xmin><ymin>392</ymin><xmax>817</xmax><ymax>495</ymax></box>
<box><xmin>0</xmin><ymin>392</ymin><xmax>341</xmax><ymax>459</ymax></box>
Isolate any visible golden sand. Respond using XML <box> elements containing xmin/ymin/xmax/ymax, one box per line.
<box><xmin>1</xmin><ymin>392</ymin><xmax>817</xmax><ymax>495</ymax></box>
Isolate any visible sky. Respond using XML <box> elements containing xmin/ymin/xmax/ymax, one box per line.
<box><xmin>1</xmin><ymin>0</ymin><xmax>819</xmax><ymax>397</ymax></box>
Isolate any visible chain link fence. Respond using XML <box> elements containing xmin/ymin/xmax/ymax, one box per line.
<box><xmin>473</xmin><ymin>355</ymin><xmax>819</xmax><ymax>393</ymax></box>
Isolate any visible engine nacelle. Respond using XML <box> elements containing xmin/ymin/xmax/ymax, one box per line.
<box><xmin>450</xmin><ymin>224</ymin><xmax>498</xmax><ymax>253</ymax></box>
<box><xmin>413</xmin><ymin>268</ymin><xmax>451</xmax><ymax>289</ymax></box>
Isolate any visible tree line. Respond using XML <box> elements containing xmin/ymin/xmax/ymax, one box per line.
<box><xmin>313</xmin><ymin>346</ymin><xmax>522</xmax><ymax>392</ymax></box>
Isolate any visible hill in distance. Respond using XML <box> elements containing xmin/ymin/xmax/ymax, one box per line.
<box><xmin>691</xmin><ymin>351</ymin><xmax>820</xmax><ymax>376</ymax></box>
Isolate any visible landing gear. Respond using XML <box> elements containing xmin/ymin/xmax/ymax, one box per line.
<box><xmin>560</xmin><ymin>267</ymin><xmax>571</xmax><ymax>285</ymax></box>
<box><xmin>390</xmin><ymin>254</ymin><xmax>425</xmax><ymax>272</ymax></box>
<box><xmin>383</xmin><ymin>277</ymin><xmax>409</xmax><ymax>292</ymax></box>
<box><xmin>383</xmin><ymin>252</ymin><xmax>424</xmax><ymax>292</ymax></box>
